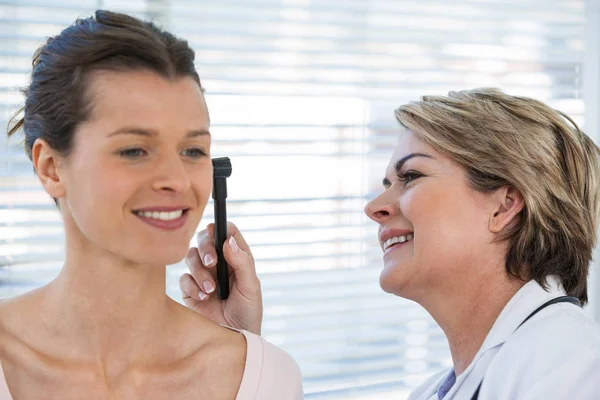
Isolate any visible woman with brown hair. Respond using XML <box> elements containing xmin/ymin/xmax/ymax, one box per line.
<box><xmin>0</xmin><ymin>10</ymin><xmax>303</xmax><ymax>399</ymax></box>
<box><xmin>183</xmin><ymin>88</ymin><xmax>600</xmax><ymax>399</ymax></box>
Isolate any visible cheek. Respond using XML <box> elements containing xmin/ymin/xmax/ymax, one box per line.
<box><xmin>186</xmin><ymin>166</ymin><xmax>213</xmax><ymax>226</ymax></box>
<box><xmin>86</xmin><ymin>163</ymin><xmax>131</xmax><ymax>199</ymax></box>
<box><xmin>193</xmin><ymin>167</ymin><xmax>212</xmax><ymax>202</ymax></box>
<box><xmin>65</xmin><ymin>157</ymin><xmax>133</xmax><ymax>224</ymax></box>
<box><xmin>407</xmin><ymin>188</ymin><xmax>488</xmax><ymax>265</ymax></box>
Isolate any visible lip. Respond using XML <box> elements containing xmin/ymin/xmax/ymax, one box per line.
<box><xmin>379</xmin><ymin>228</ymin><xmax>414</xmax><ymax>247</ymax></box>
<box><xmin>133</xmin><ymin>206</ymin><xmax>190</xmax><ymax>212</ymax></box>
<box><xmin>132</xmin><ymin>208</ymin><xmax>190</xmax><ymax>231</ymax></box>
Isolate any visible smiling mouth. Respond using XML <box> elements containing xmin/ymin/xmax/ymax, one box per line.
<box><xmin>383</xmin><ymin>233</ymin><xmax>414</xmax><ymax>251</ymax></box>
<box><xmin>131</xmin><ymin>208</ymin><xmax>191</xmax><ymax>231</ymax></box>
<box><xmin>133</xmin><ymin>209</ymin><xmax>189</xmax><ymax>221</ymax></box>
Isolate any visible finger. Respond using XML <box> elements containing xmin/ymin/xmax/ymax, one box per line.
<box><xmin>222</xmin><ymin>234</ymin><xmax>260</xmax><ymax>294</ymax></box>
<box><xmin>184</xmin><ymin>248</ymin><xmax>217</xmax><ymax>297</ymax></box>
<box><xmin>225</xmin><ymin>222</ymin><xmax>253</xmax><ymax>256</ymax></box>
<box><xmin>196</xmin><ymin>225</ymin><xmax>217</xmax><ymax>268</ymax></box>
<box><xmin>179</xmin><ymin>272</ymin><xmax>207</xmax><ymax>302</ymax></box>
<box><xmin>182</xmin><ymin>295</ymin><xmax>200</xmax><ymax>310</ymax></box>
<box><xmin>200</xmin><ymin>221</ymin><xmax>257</xmax><ymax>292</ymax></box>
<box><xmin>207</xmin><ymin>222</ymin><xmax>253</xmax><ymax>256</ymax></box>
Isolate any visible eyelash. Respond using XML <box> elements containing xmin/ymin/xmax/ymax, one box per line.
<box><xmin>397</xmin><ymin>170</ymin><xmax>423</xmax><ymax>184</ymax></box>
<box><xmin>118</xmin><ymin>147</ymin><xmax>207</xmax><ymax>159</ymax></box>
<box><xmin>119</xmin><ymin>148</ymin><xmax>146</xmax><ymax>158</ymax></box>
<box><xmin>182</xmin><ymin>148</ymin><xmax>207</xmax><ymax>158</ymax></box>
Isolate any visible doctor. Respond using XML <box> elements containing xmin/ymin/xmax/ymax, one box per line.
<box><xmin>180</xmin><ymin>88</ymin><xmax>600</xmax><ymax>399</ymax></box>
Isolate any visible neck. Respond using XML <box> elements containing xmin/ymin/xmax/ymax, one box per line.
<box><xmin>40</xmin><ymin>234</ymin><xmax>175</xmax><ymax>366</ymax></box>
<box><xmin>421</xmin><ymin>264</ymin><xmax>526</xmax><ymax>375</ymax></box>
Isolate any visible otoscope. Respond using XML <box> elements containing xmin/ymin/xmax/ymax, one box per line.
<box><xmin>212</xmin><ymin>157</ymin><xmax>232</xmax><ymax>300</ymax></box>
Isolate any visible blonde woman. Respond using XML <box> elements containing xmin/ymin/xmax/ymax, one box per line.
<box><xmin>0</xmin><ymin>10</ymin><xmax>302</xmax><ymax>399</ymax></box>
<box><xmin>182</xmin><ymin>88</ymin><xmax>600</xmax><ymax>399</ymax></box>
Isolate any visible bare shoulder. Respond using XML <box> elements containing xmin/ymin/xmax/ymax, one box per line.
<box><xmin>169</xmin><ymin>298</ymin><xmax>247</xmax><ymax>358</ymax></box>
<box><xmin>168</xmin><ymin>300</ymin><xmax>247</xmax><ymax>375</ymax></box>
<box><xmin>194</xmin><ymin>318</ymin><xmax>248</xmax><ymax>366</ymax></box>
<box><xmin>163</xmin><ymin>302</ymin><xmax>247</xmax><ymax>398</ymax></box>
<box><xmin>0</xmin><ymin>293</ymin><xmax>29</xmax><ymax>360</ymax></box>
<box><xmin>0</xmin><ymin>289</ymin><xmax>43</xmax><ymax>331</ymax></box>
<box><xmin>0</xmin><ymin>288</ymin><xmax>48</xmax><ymax>362</ymax></box>
<box><xmin>0</xmin><ymin>293</ymin><xmax>28</xmax><ymax>341</ymax></box>
<box><xmin>0</xmin><ymin>298</ymin><xmax>7</xmax><ymax>355</ymax></box>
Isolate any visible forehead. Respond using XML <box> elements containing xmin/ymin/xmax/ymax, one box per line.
<box><xmin>85</xmin><ymin>70</ymin><xmax>209</xmax><ymax>128</ymax></box>
<box><xmin>387</xmin><ymin>130</ymin><xmax>433</xmax><ymax>168</ymax></box>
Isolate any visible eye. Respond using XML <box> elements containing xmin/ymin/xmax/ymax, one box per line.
<box><xmin>119</xmin><ymin>148</ymin><xmax>146</xmax><ymax>158</ymax></box>
<box><xmin>182</xmin><ymin>147</ymin><xmax>207</xmax><ymax>158</ymax></box>
<box><xmin>397</xmin><ymin>170</ymin><xmax>423</xmax><ymax>185</ymax></box>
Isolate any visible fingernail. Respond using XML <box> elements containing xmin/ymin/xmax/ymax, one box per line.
<box><xmin>229</xmin><ymin>236</ymin><xmax>239</xmax><ymax>253</ymax></box>
<box><xmin>198</xmin><ymin>291</ymin><xmax>208</xmax><ymax>301</ymax></box>
<box><xmin>203</xmin><ymin>254</ymin><xmax>214</xmax><ymax>266</ymax></box>
<box><xmin>202</xmin><ymin>281</ymin><xmax>215</xmax><ymax>294</ymax></box>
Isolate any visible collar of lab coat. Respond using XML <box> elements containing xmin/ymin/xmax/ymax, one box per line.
<box><xmin>446</xmin><ymin>277</ymin><xmax>568</xmax><ymax>395</ymax></box>
<box><xmin>408</xmin><ymin>276</ymin><xmax>571</xmax><ymax>399</ymax></box>
<box><xmin>477</xmin><ymin>275</ymin><xmax>567</xmax><ymax>356</ymax></box>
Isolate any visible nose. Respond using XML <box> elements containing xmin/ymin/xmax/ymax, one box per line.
<box><xmin>152</xmin><ymin>153</ymin><xmax>192</xmax><ymax>194</ymax></box>
<box><xmin>364</xmin><ymin>190</ymin><xmax>396</xmax><ymax>223</ymax></box>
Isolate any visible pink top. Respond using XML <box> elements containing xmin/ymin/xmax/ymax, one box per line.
<box><xmin>0</xmin><ymin>328</ymin><xmax>303</xmax><ymax>400</ymax></box>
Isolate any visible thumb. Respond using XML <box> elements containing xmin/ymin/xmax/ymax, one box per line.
<box><xmin>222</xmin><ymin>234</ymin><xmax>259</xmax><ymax>294</ymax></box>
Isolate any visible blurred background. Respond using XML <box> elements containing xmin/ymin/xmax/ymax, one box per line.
<box><xmin>1</xmin><ymin>0</ymin><xmax>599</xmax><ymax>399</ymax></box>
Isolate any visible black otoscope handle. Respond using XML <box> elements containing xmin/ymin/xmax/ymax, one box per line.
<box><xmin>213</xmin><ymin>179</ymin><xmax>229</xmax><ymax>299</ymax></box>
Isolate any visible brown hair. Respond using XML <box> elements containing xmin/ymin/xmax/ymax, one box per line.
<box><xmin>396</xmin><ymin>88</ymin><xmax>600</xmax><ymax>304</ymax></box>
<box><xmin>7</xmin><ymin>9</ymin><xmax>202</xmax><ymax>160</ymax></box>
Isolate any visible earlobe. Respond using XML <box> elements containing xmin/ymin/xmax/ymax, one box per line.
<box><xmin>489</xmin><ymin>186</ymin><xmax>525</xmax><ymax>233</ymax></box>
<box><xmin>32</xmin><ymin>139</ymin><xmax>66</xmax><ymax>199</ymax></box>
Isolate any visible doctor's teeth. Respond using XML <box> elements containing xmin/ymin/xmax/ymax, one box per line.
<box><xmin>136</xmin><ymin>210</ymin><xmax>184</xmax><ymax>220</ymax></box>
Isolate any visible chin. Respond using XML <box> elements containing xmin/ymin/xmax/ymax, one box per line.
<box><xmin>379</xmin><ymin>262</ymin><xmax>415</xmax><ymax>299</ymax></box>
<box><xmin>379</xmin><ymin>265</ymin><xmax>399</xmax><ymax>293</ymax></box>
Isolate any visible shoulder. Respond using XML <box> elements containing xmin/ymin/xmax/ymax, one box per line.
<box><xmin>502</xmin><ymin>304</ymin><xmax>600</xmax><ymax>362</ymax></box>
<box><xmin>0</xmin><ymin>292</ymin><xmax>44</xmax><ymax>373</ymax></box>
<box><xmin>484</xmin><ymin>305</ymin><xmax>600</xmax><ymax>397</ymax></box>
<box><xmin>173</xmin><ymin>307</ymin><xmax>248</xmax><ymax>371</ymax></box>
<box><xmin>0</xmin><ymin>298</ymin><xmax>7</xmax><ymax>357</ymax></box>
<box><xmin>236</xmin><ymin>329</ymin><xmax>303</xmax><ymax>400</ymax></box>
<box><xmin>163</xmin><ymin>302</ymin><xmax>247</xmax><ymax>370</ymax></box>
<box><xmin>0</xmin><ymin>294</ymin><xmax>34</xmax><ymax>357</ymax></box>
<box><xmin>160</xmin><ymin>308</ymin><xmax>248</xmax><ymax>398</ymax></box>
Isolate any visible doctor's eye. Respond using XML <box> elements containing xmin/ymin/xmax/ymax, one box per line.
<box><xmin>397</xmin><ymin>170</ymin><xmax>424</xmax><ymax>185</ymax></box>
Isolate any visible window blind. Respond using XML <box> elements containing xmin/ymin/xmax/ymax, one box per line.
<box><xmin>0</xmin><ymin>0</ymin><xmax>585</xmax><ymax>398</ymax></box>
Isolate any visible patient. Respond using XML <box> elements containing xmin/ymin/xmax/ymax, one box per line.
<box><xmin>0</xmin><ymin>10</ymin><xmax>302</xmax><ymax>399</ymax></box>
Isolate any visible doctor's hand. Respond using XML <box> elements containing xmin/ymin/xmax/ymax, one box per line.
<box><xmin>179</xmin><ymin>222</ymin><xmax>263</xmax><ymax>335</ymax></box>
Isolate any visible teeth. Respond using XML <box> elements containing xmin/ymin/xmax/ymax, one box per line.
<box><xmin>135</xmin><ymin>210</ymin><xmax>184</xmax><ymax>221</ymax></box>
<box><xmin>383</xmin><ymin>234</ymin><xmax>414</xmax><ymax>251</ymax></box>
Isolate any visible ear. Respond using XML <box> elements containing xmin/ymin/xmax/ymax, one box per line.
<box><xmin>489</xmin><ymin>185</ymin><xmax>525</xmax><ymax>233</ymax></box>
<box><xmin>32</xmin><ymin>138</ymin><xmax>66</xmax><ymax>199</ymax></box>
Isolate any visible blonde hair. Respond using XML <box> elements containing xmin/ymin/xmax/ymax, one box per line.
<box><xmin>395</xmin><ymin>88</ymin><xmax>600</xmax><ymax>304</ymax></box>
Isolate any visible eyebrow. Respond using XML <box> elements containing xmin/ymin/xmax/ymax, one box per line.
<box><xmin>382</xmin><ymin>152</ymin><xmax>434</xmax><ymax>187</ymax></box>
<box><xmin>107</xmin><ymin>127</ymin><xmax>211</xmax><ymax>138</ymax></box>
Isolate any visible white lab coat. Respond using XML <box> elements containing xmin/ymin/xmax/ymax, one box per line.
<box><xmin>408</xmin><ymin>276</ymin><xmax>600</xmax><ymax>400</ymax></box>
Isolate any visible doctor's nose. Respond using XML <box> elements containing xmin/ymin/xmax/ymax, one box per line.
<box><xmin>364</xmin><ymin>191</ymin><xmax>396</xmax><ymax>223</ymax></box>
